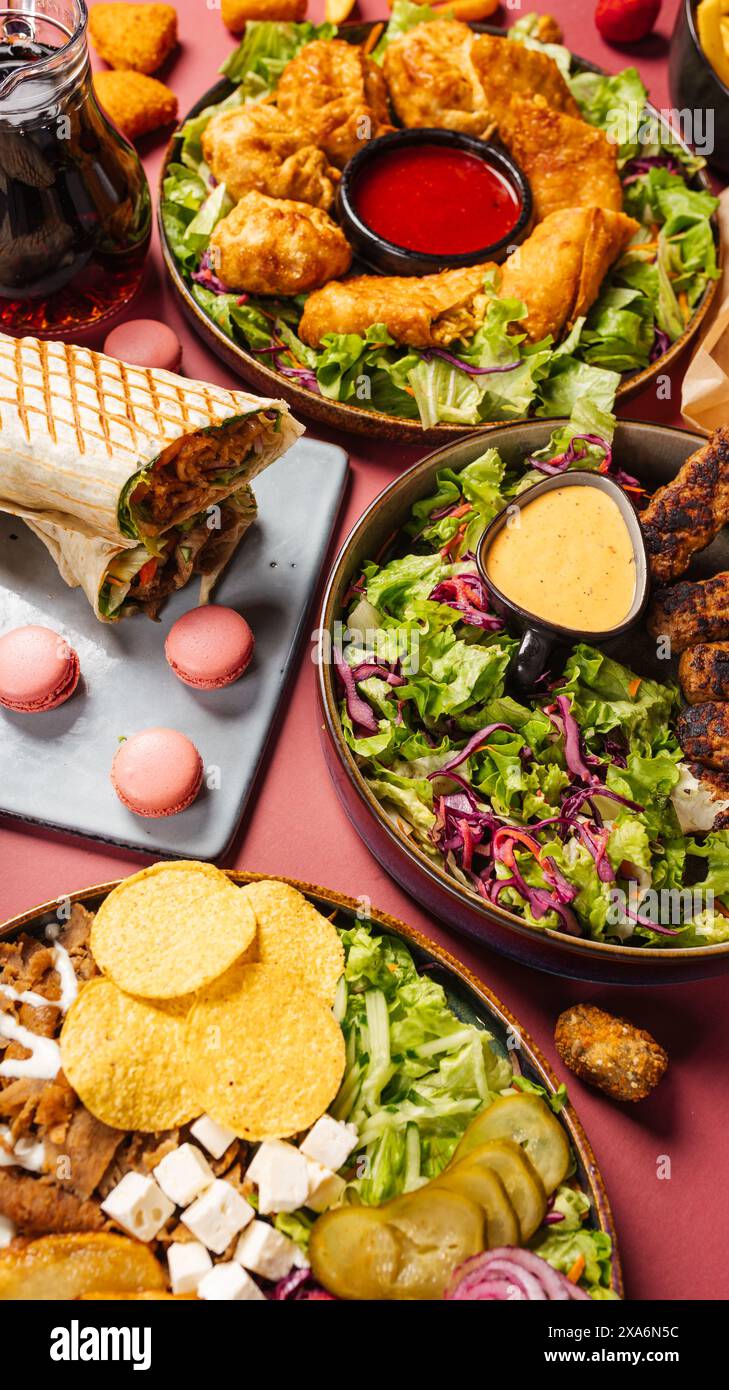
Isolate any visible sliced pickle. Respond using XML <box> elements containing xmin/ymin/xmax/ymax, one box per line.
<box><xmin>453</xmin><ymin>1093</ymin><xmax>570</xmax><ymax>1195</ymax></box>
<box><xmin>309</xmin><ymin>1205</ymin><xmax>402</xmax><ymax>1300</ymax></box>
<box><xmin>457</xmin><ymin>1139</ymin><xmax>547</xmax><ymax>1240</ymax></box>
<box><xmin>385</xmin><ymin>1188</ymin><xmax>486</xmax><ymax>1299</ymax></box>
<box><xmin>435</xmin><ymin>1160</ymin><xmax>520</xmax><ymax>1247</ymax></box>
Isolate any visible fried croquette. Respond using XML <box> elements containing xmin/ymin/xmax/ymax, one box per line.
<box><xmin>94</xmin><ymin>70</ymin><xmax>178</xmax><ymax>141</ymax></box>
<box><xmin>89</xmin><ymin>4</ymin><xmax>178</xmax><ymax>74</ymax></box>
<box><xmin>555</xmin><ymin>1004</ymin><xmax>668</xmax><ymax>1102</ymax></box>
<box><xmin>222</xmin><ymin>0</ymin><xmax>308</xmax><ymax>32</ymax></box>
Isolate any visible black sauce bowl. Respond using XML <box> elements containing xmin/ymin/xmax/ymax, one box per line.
<box><xmin>476</xmin><ymin>471</ymin><xmax>649</xmax><ymax>691</ymax></box>
<box><xmin>669</xmin><ymin>0</ymin><xmax>729</xmax><ymax>177</ymax></box>
<box><xmin>337</xmin><ymin>127</ymin><xmax>533</xmax><ymax>277</ymax></box>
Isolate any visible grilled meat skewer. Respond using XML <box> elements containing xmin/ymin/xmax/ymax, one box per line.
<box><xmin>678</xmin><ymin>643</ymin><xmax>729</xmax><ymax>704</ymax></box>
<box><xmin>647</xmin><ymin>572</ymin><xmax>729</xmax><ymax>654</ymax></box>
<box><xmin>640</xmin><ymin>426</ymin><xmax>729</xmax><ymax>584</ymax></box>
<box><xmin>676</xmin><ymin>702</ymin><xmax>729</xmax><ymax>772</ymax></box>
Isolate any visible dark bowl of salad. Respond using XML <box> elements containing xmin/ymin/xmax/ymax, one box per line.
<box><xmin>318</xmin><ymin>414</ymin><xmax>729</xmax><ymax>984</ymax></box>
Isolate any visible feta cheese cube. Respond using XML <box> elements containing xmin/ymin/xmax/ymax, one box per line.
<box><xmin>300</xmin><ymin>1116</ymin><xmax>358</xmax><ymax>1171</ymax></box>
<box><xmin>181</xmin><ymin>1179</ymin><xmax>254</xmax><ymax>1255</ymax></box>
<box><xmin>153</xmin><ymin>1143</ymin><xmax>214</xmax><ymax>1207</ymax></box>
<box><xmin>198</xmin><ymin>1261</ymin><xmax>266</xmax><ymax>1301</ymax></box>
<box><xmin>234</xmin><ymin>1220</ymin><xmax>300</xmax><ymax>1281</ymax></box>
<box><xmin>304</xmin><ymin>1159</ymin><xmax>346</xmax><ymax>1213</ymax></box>
<box><xmin>246</xmin><ymin>1140</ymin><xmax>309</xmax><ymax>1214</ymax></box>
<box><xmin>190</xmin><ymin>1114</ymin><xmax>237</xmax><ymax>1160</ymax></box>
<box><xmin>100</xmin><ymin>1172</ymin><xmax>174</xmax><ymax>1243</ymax></box>
<box><xmin>167</xmin><ymin>1241</ymin><xmax>212</xmax><ymax>1295</ymax></box>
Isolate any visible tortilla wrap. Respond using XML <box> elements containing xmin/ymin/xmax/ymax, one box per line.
<box><xmin>0</xmin><ymin>330</ymin><xmax>302</xmax><ymax>545</ymax></box>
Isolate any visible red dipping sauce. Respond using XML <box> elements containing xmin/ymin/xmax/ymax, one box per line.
<box><xmin>352</xmin><ymin>144</ymin><xmax>522</xmax><ymax>256</ymax></box>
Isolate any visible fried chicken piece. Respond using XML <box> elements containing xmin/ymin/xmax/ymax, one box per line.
<box><xmin>676</xmin><ymin>701</ymin><xmax>729</xmax><ymax>771</ymax></box>
<box><xmin>209</xmin><ymin>190</ymin><xmax>351</xmax><ymax>296</ymax></box>
<box><xmin>640</xmin><ymin>427</ymin><xmax>729</xmax><ymax>584</ymax></box>
<box><xmin>299</xmin><ymin>260</ymin><xmax>495</xmax><ymax>349</ymax></box>
<box><xmin>89</xmin><ymin>3</ymin><xmax>177</xmax><ymax>74</ymax></box>
<box><xmin>679</xmin><ymin>643</ymin><xmax>729</xmax><ymax>704</ymax></box>
<box><xmin>382</xmin><ymin>19</ymin><xmax>493</xmax><ymax>137</ymax></box>
<box><xmin>555</xmin><ymin>1004</ymin><xmax>667</xmax><ymax>1102</ymax></box>
<box><xmin>648</xmin><ymin>572</ymin><xmax>729</xmax><ymax>654</ymax></box>
<box><xmin>498</xmin><ymin>96</ymin><xmax>623</xmax><ymax>223</ymax></box>
<box><xmin>222</xmin><ymin>0</ymin><xmax>307</xmax><ymax>33</ymax></box>
<box><xmin>201</xmin><ymin>103</ymin><xmax>339</xmax><ymax>210</ymax></box>
<box><xmin>94</xmin><ymin>70</ymin><xmax>177</xmax><ymax>141</ymax></box>
<box><xmin>498</xmin><ymin>206</ymin><xmax>638</xmax><ymax>342</ymax></box>
<box><xmin>276</xmin><ymin>39</ymin><xmax>393</xmax><ymax>168</ymax></box>
<box><xmin>471</xmin><ymin>33</ymin><xmax>581</xmax><ymax>123</ymax></box>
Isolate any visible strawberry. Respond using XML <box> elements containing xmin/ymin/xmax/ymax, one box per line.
<box><xmin>595</xmin><ymin>0</ymin><xmax>662</xmax><ymax>43</ymax></box>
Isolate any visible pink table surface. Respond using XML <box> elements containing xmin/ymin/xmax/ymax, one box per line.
<box><xmin>1</xmin><ymin>0</ymin><xmax>727</xmax><ymax>1302</ymax></box>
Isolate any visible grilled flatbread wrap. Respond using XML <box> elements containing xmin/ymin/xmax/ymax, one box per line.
<box><xmin>0</xmin><ymin>331</ymin><xmax>302</xmax><ymax>545</ymax></box>
<box><xmin>26</xmin><ymin>488</ymin><xmax>258</xmax><ymax>622</ymax></box>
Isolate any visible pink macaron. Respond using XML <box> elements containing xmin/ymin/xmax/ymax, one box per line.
<box><xmin>0</xmin><ymin>625</ymin><xmax>80</xmax><ymax>714</ymax></box>
<box><xmin>165</xmin><ymin>606</ymin><xmax>255</xmax><ymax>691</ymax></box>
<box><xmin>111</xmin><ymin>727</ymin><xmax>203</xmax><ymax>818</ymax></box>
<box><xmin>104</xmin><ymin>319</ymin><xmax>183</xmax><ymax>374</ymax></box>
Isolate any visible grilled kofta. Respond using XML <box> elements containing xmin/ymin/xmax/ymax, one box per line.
<box><xmin>676</xmin><ymin>701</ymin><xmax>729</xmax><ymax>771</ymax></box>
<box><xmin>647</xmin><ymin>571</ymin><xmax>729</xmax><ymax>654</ymax></box>
<box><xmin>640</xmin><ymin>426</ymin><xmax>729</xmax><ymax>584</ymax></box>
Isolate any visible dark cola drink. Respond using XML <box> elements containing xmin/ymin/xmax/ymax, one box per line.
<box><xmin>0</xmin><ymin>0</ymin><xmax>151</xmax><ymax>336</ymax></box>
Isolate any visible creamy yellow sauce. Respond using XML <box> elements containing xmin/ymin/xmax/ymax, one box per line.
<box><xmin>486</xmin><ymin>486</ymin><xmax>636</xmax><ymax>632</ymax></box>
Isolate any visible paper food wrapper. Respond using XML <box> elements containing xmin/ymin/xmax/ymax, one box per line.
<box><xmin>682</xmin><ymin>188</ymin><xmax>729</xmax><ymax>434</ymax></box>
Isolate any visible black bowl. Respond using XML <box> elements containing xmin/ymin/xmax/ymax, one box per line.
<box><xmin>669</xmin><ymin>0</ymin><xmax>729</xmax><ymax>176</ymax></box>
<box><xmin>337</xmin><ymin>127</ymin><xmax>533</xmax><ymax>277</ymax></box>
<box><xmin>476</xmin><ymin>471</ymin><xmax>650</xmax><ymax>690</ymax></box>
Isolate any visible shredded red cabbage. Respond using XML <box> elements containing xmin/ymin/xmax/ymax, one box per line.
<box><xmin>429</xmin><ymin>574</ymin><xmax>504</xmax><ymax>631</ymax></box>
<box><xmin>425</xmin><ymin>347</ymin><xmax>521</xmax><ymax>376</ymax></box>
<box><xmin>623</xmin><ymin>153</ymin><xmax>682</xmax><ymax>185</ymax></box>
<box><xmin>334</xmin><ymin>649</ymin><xmax>379</xmax><ymax>736</ymax></box>
<box><xmin>428</xmin><ymin>723</ymin><xmax>514</xmax><ymax>780</ymax></box>
<box><xmin>351</xmin><ymin>660</ymin><xmax>405</xmax><ymax>686</ymax></box>
<box><xmin>273</xmin><ymin>1267</ymin><xmax>335</xmax><ymax>1300</ymax></box>
<box><xmin>192</xmin><ymin>250</ymin><xmax>229</xmax><ymax>295</ymax></box>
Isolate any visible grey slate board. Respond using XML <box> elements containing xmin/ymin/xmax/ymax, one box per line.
<box><xmin>0</xmin><ymin>437</ymin><xmax>348</xmax><ymax>861</ymax></box>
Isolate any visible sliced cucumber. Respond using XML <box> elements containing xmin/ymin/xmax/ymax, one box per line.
<box><xmin>453</xmin><ymin>1093</ymin><xmax>571</xmax><ymax>1195</ymax></box>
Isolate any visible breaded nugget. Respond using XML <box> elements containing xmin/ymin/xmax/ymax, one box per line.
<box><xmin>222</xmin><ymin>0</ymin><xmax>307</xmax><ymax>31</ymax></box>
<box><xmin>498</xmin><ymin>96</ymin><xmax>623</xmax><ymax>223</ymax></box>
<box><xmin>89</xmin><ymin>3</ymin><xmax>177</xmax><ymax>74</ymax></box>
<box><xmin>276</xmin><ymin>39</ymin><xmax>392</xmax><ymax>168</ymax></box>
<box><xmin>201</xmin><ymin>103</ymin><xmax>338</xmax><ymax>209</ymax></box>
<box><xmin>209</xmin><ymin>191</ymin><xmax>352</xmax><ymax>296</ymax></box>
<box><xmin>555</xmin><ymin>1004</ymin><xmax>667</xmax><ymax>1102</ymax></box>
<box><xmin>94</xmin><ymin>70</ymin><xmax>178</xmax><ymax>141</ymax></box>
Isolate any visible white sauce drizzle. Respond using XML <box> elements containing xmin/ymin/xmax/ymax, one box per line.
<box><xmin>0</xmin><ymin>1123</ymin><xmax>47</xmax><ymax>1173</ymax></box>
<box><xmin>0</xmin><ymin>942</ymin><xmax>78</xmax><ymax>1015</ymax></box>
<box><xmin>0</xmin><ymin>1013</ymin><xmax>61</xmax><ymax>1080</ymax></box>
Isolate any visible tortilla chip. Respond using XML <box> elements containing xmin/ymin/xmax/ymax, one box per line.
<box><xmin>185</xmin><ymin>963</ymin><xmax>345</xmax><ymax>1141</ymax></box>
<box><xmin>60</xmin><ymin>978</ymin><xmax>198</xmax><ymax>1131</ymax></box>
<box><xmin>90</xmin><ymin>861</ymin><xmax>256</xmax><ymax>1000</ymax></box>
<box><xmin>240</xmin><ymin>880</ymin><xmax>344</xmax><ymax>1004</ymax></box>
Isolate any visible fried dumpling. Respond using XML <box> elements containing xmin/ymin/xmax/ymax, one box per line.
<box><xmin>209</xmin><ymin>190</ymin><xmax>352</xmax><ymax>296</ymax></box>
<box><xmin>382</xmin><ymin>19</ymin><xmax>493</xmax><ymax>137</ymax></box>
<box><xmin>275</xmin><ymin>38</ymin><xmax>392</xmax><ymax>168</ymax></box>
<box><xmin>470</xmin><ymin>32</ymin><xmax>581</xmax><ymax>122</ymax></box>
<box><xmin>498</xmin><ymin>206</ymin><xmax>640</xmax><ymax>342</ymax></box>
<box><xmin>298</xmin><ymin>261</ymin><xmax>496</xmax><ymax>349</ymax></box>
<box><xmin>498</xmin><ymin>96</ymin><xmax>623</xmax><ymax>223</ymax></box>
<box><xmin>201</xmin><ymin>102</ymin><xmax>339</xmax><ymax>210</ymax></box>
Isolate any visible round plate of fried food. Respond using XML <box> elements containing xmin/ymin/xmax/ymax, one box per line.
<box><xmin>0</xmin><ymin>867</ymin><xmax>621</xmax><ymax>1301</ymax></box>
<box><xmin>159</xmin><ymin>11</ymin><xmax>721</xmax><ymax>444</ymax></box>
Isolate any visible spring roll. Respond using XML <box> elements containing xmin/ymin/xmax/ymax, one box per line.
<box><xmin>26</xmin><ymin>488</ymin><xmax>258</xmax><ymax>622</ymax></box>
<box><xmin>0</xmin><ymin>330</ymin><xmax>302</xmax><ymax>545</ymax></box>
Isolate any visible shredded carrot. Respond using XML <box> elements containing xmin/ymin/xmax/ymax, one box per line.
<box><xmin>630</xmin><ymin>241</ymin><xmax>659</xmax><ymax>254</ymax></box>
<box><xmin>567</xmin><ymin>1254</ymin><xmax>586</xmax><ymax>1284</ymax></box>
<box><xmin>628</xmin><ymin>677</ymin><xmax>642</xmax><ymax>698</ymax></box>
<box><xmin>450</xmin><ymin>501</ymin><xmax>474</xmax><ymax>519</ymax></box>
<box><xmin>678</xmin><ymin>290</ymin><xmax>690</xmax><ymax>322</ymax></box>
<box><xmin>362</xmin><ymin>22</ymin><xmax>384</xmax><ymax>55</ymax></box>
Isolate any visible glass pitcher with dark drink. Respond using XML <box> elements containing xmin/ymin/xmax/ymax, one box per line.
<box><xmin>0</xmin><ymin>0</ymin><xmax>151</xmax><ymax>336</ymax></box>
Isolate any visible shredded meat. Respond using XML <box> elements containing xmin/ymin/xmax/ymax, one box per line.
<box><xmin>0</xmin><ymin>1170</ymin><xmax>106</xmax><ymax>1234</ymax></box>
<box><xmin>138</xmin><ymin>415</ymin><xmax>266</xmax><ymax>535</ymax></box>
